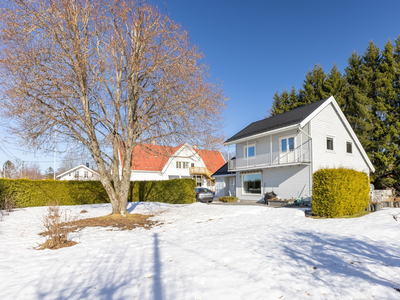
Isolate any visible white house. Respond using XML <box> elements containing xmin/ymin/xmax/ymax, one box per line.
<box><xmin>121</xmin><ymin>143</ymin><xmax>225</xmax><ymax>190</ymax></box>
<box><xmin>217</xmin><ymin>96</ymin><xmax>375</xmax><ymax>201</ymax></box>
<box><xmin>56</xmin><ymin>164</ymin><xmax>100</xmax><ymax>181</ymax></box>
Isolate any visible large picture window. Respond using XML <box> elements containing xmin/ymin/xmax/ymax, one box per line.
<box><xmin>243</xmin><ymin>173</ymin><xmax>261</xmax><ymax>194</ymax></box>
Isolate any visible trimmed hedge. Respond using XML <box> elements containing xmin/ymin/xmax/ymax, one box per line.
<box><xmin>219</xmin><ymin>196</ymin><xmax>238</xmax><ymax>203</ymax></box>
<box><xmin>0</xmin><ymin>178</ymin><xmax>195</xmax><ymax>208</ymax></box>
<box><xmin>312</xmin><ymin>168</ymin><xmax>370</xmax><ymax>217</ymax></box>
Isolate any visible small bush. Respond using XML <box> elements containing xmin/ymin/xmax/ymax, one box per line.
<box><xmin>219</xmin><ymin>196</ymin><xmax>238</xmax><ymax>203</ymax></box>
<box><xmin>312</xmin><ymin>168</ymin><xmax>370</xmax><ymax>218</ymax></box>
<box><xmin>37</xmin><ymin>202</ymin><xmax>78</xmax><ymax>250</ymax></box>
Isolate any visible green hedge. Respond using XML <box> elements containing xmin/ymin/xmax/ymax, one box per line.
<box><xmin>312</xmin><ymin>168</ymin><xmax>370</xmax><ymax>217</ymax></box>
<box><xmin>219</xmin><ymin>196</ymin><xmax>238</xmax><ymax>203</ymax></box>
<box><xmin>0</xmin><ymin>178</ymin><xmax>195</xmax><ymax>208</ymax></box>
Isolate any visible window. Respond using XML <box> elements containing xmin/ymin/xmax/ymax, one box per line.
<box><xmin>176</xmin><ymin>161</ymin><xmax>181</xmax><ymax>169</ymax></box>
<box><xmin>84</xmin><ymin>171</ymin><xmax>88</xmax><ymax>178</ymax></box>
<box><xmin>75</xmin><ymin>171</ymin><xmax>79</xmax><ymax>178</ymax></box>
<box><xmin>327</xmin><ymin>137</ymin><xmax>334</xmax><ymax>150</ymax></box>
<box><xmin>243</xmin><ymin>173</ymin><xmax>261</xmax><ymax>194</ymax></box>
<box><xmin>244</xmin><ymin>145</ymin><xmax>255</xmax><ymax>158</ymax></box>
<box><xmin>346</xmin><ymin>141</ymin><xmax>352</xmax><ymax>154</ymax></box>
<box><xmin>191</xmin><ymin>163</ymin><xmax>195</xmax><ymax>168</ymax></box>
<box><xmin>182</xmin><ymin>162</ymin><xmax>189</xmax><ymax>169</ymax></box>
<box><xmin>281</xmin><ymin>137</ymin><xmax>294</xmax><ymax>152</ymax></box>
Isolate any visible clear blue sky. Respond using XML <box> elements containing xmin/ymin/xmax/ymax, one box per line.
<box><xmin>1</xmin><ymin>0</ymin><xmax>400</xmax><ymax>172</ymax></box>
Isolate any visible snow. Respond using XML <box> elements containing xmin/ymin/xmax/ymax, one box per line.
<box><xmin>1</xmin><ymin>203</ymin><xmax>399</xmax><ymax>300</ymax></box>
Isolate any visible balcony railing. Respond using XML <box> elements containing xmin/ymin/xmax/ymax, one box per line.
<box><xmin>229</xmin><ymin>148</ymin><xmax>310</xmax><ymax>171</ymax></box>
<box><xmin>189</xmin><ymin>166</ymin><xmax>213</xmax><ymax>179</ymax></box>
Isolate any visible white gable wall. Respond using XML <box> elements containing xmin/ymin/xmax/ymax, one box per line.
<box><xmin>310</xmin><ymin>103</ymin><xmax>370</xmax><ymax>174</ymax></box>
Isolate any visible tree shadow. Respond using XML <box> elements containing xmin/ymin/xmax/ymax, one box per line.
<box><xmin>274</xmin><ymin>230</ymin><xmax>400</xmax><ymax>292</ymax></box>
<box><xmin>24</xmin><ymin>231</ymin><xmax>168</xmax><ymax>299</ymax></box>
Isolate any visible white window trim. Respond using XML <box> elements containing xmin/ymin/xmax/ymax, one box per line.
<box><xmin>326</xmin><ymin>135</ymin><xmax>335</xmax><ymax>153</ymax></box>
<box><xmin>279</xmin><ymin>136</ymin><xmax>296</xmax><ymax>152</ymax></box>
<box><xmin>346</xmin><ymin>140</ymin><xmax>353</xmax><ymax>155</ymax></box>
<box><xmin>242</xmin><ymin>172</ymin><xmax>262</xmax><ymax>195</ymax></box>
<box><xmin>243</xmin><ymin>144</ymin><xmax>256</xmax><ymax>158</ymax></box>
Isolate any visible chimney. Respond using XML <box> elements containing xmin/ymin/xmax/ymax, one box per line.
<box><xmin>193</xmin><ymin>145</ymin><xmax>197</xmax><ymax>149</ymax></box>
<box><xmin>86</xmin><ymin>162</ymin><xmax>89</xmax><ymax>168</ymax></box>
<box><xmin>151</xmin><ymin>140</ymin><xmax>156</xmax><ymax>145</ymax></box>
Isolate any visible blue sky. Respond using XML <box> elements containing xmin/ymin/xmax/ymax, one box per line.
<box><xmin>1</xmin><ymin>0</ymin><xmax>400</xmax><ymax>172</ymax></box>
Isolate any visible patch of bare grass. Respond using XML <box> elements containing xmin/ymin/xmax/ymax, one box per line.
<box><xmin>80</xmin><ymin>210</ymin><xmax>88</xmax><ymax>214</ymax></box>
<box><xmin>37</xmin><ymin>204</ymin><xmax>160</xmax><ymax>250</ymax></box>
<box><xmin>67</xmin><ymin>213</ymin><xmax>159</xmax><ymax>231</ymax></box>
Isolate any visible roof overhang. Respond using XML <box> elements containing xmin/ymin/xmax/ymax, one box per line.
<box><xmin>56</xmin><ymin>164</ymin><xmax>99</xmax><ymax>178</ymax></box>
<box><xmin>223</xmin><ymin>124</ymin><xmax>299</xmax><ymax>146</ymax></box>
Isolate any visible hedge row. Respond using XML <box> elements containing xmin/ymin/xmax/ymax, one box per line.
<box><xmin>312</xmin><ymin>168</ymin><xmax>369</xmax><ymax>217</ymax></box>
<box><xmin>0</xmin><ymin>178</ymin><xmax>195</xmax><ymax>207</ymax></box>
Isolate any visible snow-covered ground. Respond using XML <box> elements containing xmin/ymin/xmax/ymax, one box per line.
<box><xmin>1</xmin><ymin>203</ymin><xmax>399</xmax><ymax>300</ymax></box>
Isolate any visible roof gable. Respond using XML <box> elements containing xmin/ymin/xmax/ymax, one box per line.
<box><xmin>56</xmin><ymin>164</ymin><xmax>99</xmax><ymax>178</ymax></box>
<box><xmin>225</xmin><ymin>97</ymin><xmax>330</xmax><ymax>144</ymax></box>
<box><xmin>130</xmin><ymin>144</ymin><xmax>225</xmax><ymax>174</ymax></box>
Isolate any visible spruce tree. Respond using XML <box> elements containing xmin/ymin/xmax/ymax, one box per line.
<box><xmin>298</xmin><ymin>64</ymin><xmax>329</xmax><ymax>105</ymax></box>
<box><xmin>325</xmin><ymin>63</ymin><xmax>347</xmax><ymax>108</ymax></box>
<box><xmin>344</xmin><ymin>51</ymin><xmax>372</xmax><ymax>152</ymax></box>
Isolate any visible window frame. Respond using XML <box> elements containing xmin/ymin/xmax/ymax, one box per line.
<box><xmin>326</xmin><ymin>136</ymin><xmax>334</xmax><ymax>151</ymax></box>
<box><xmin>242</xmin><ymin>173</ymin><xmax>262</xmax><ymax>195</ymax></box>
<box><xmin>176</xmin><ymin>161</ymin><xmax>182</xmax><ymax>169</ymax></box>
<box><xmin>280</xmin><ymin>136</ymin><xmax>295</xmax><ymax>153</ymax></box>
<box><xmin>243</xmin><ymin>144</ymin><xmax>256</xmax><ymax>158</ymax></box>
<box><xmin>346</xmin><ymin>141</ymin><xmax>353</xmax><ymax>154</ymax></box>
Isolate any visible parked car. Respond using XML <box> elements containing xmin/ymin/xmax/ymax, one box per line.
<box><xmin>195</xmin><ymin>188</ymin><xmax>214</xmax><ymax>203</ymax></box>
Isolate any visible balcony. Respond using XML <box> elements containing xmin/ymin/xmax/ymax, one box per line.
<box><xmin>228</xmin><ymin>148</ymin><xmax>311</xmax><ymax>171</ymax></box>
<box><xmin>189</xmin><ymin>166</ymin><xmax>213</xmax><ymax>180</ymax></box>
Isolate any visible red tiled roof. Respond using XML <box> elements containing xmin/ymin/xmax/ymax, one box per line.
<box><xmin>195</xmin><ymin>149</ymin><xmax>226</xmax><ymax>174</ymax></box>
<box><xmin>130</xmin><ymin>144</ymin><xmax>225</xmax><ymax>173</ymax></box>
<box><xmin>131</xmin><ymin>144</ymin><xmax>181</xmax><ymax>172</ymax></box>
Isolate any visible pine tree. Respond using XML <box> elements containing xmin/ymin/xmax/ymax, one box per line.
<box><xmin>270</xmin><ymin>91</ymin><xmax>284</xmax><ymax>116</ymax></box>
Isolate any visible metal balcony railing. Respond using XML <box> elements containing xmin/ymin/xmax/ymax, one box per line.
<box><xmin>228</xmin><ymin>148</ymin><xmax>310</xmax><ymax>171</ymax></box>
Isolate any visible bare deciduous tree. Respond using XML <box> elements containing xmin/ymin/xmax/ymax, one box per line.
<box><xmin>0</xmin><ymin>0</ymin><xmax>226</xmax><ymax>214</ymax></box>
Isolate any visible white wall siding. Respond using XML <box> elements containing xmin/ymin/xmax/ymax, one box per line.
<box><xmin>311</xmin><ymin>103</ymin><xmax>370</xmax><ymax>174</ymax></box>
<box><xmin>235</xmin><ymin>165</ymin><xmax>311</xmax><ymax>201</ymax></box>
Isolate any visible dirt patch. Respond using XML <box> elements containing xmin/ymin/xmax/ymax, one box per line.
<box><xmin>40</xmin><ymin>213</ymin><xmax>160</xmax><ymax>237</ymax></box>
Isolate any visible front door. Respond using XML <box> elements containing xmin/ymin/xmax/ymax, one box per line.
<box><xmin>229</xmin><ymin>177</ymin><xmax>236</xmax><ymax>197</ymax></box>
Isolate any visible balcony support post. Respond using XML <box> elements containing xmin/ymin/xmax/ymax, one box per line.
<box><xmin>270</xmin><ymin>135</ymin><xmax>272</xmax><ymax>165</ymax></box>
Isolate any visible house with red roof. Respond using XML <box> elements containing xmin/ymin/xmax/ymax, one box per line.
<box><xmin>122</xmin><ymin>143</ymin><xmax>225</xmax><ymax>190</ymax></box>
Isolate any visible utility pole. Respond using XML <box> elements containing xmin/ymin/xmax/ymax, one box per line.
<box><xmin>54</xmin><ymin>129</ymin><xmax>57</xmax><ymax>180</ymax></box>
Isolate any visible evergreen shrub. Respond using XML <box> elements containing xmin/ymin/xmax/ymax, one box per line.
<box><xmin>312</xmin><ymin>168</ymin><xmax>370</xmax><ymax>217</ymax></box>
<box><xmin>219</xmin><ymin>196</ymin><xmax>238</xmax><ymax>203</ymax></box>
<box><xmin>0</xmin><ymin>178</ymin><xmax>195</xmax><ymax>208</ymax></box>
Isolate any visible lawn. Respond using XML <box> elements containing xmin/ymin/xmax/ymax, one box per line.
<box><xmin>1</xmin><ymin>202</ymin><xmax>399</xmax><ymax>299</ymax></box>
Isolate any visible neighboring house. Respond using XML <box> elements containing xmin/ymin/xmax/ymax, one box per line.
<box><xmin>221</xmin><ymin>96</ymin><xmax>375</xmax><ymax>201</ymax></box>
<box><xmin>121</xmin><ymin>143</ymin><xmax>225</xmax><ymax>190</ymax></box>
<box><xmin>56</xmin><ymin>164</ymin><xmax>100</xmax><ymax>181</ymax></box>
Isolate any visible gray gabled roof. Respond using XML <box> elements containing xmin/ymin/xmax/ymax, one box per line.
<box><xmin>225</xmin><ymin>97</ymin><xmax>330</xmax><ymax>144</ymax></box>
<box><xmin>212</xmin><ymin>158</ymin><xmax>236</xmax><ymax>177</ymax></box>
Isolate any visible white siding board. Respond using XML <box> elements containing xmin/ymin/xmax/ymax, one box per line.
<box><xmin>310</xmin><ymin>103</ymin><xmax>370</xmax><ymax>174</ymax></box>
<box><xmin>235</xmin><ymin>165</ymin><xmax>310</xmax><ymax>201</ymax></box>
